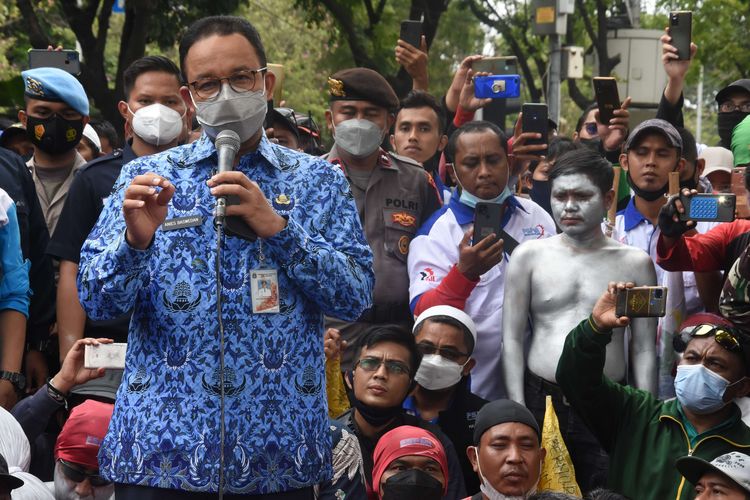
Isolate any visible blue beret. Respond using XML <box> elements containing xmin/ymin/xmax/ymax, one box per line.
<box><xmin>22</xmin><ymin>67</ymin><xmax>89</xmax><ymax>116</ymax></box>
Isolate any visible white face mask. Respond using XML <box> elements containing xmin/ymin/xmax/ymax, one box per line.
<box><xmin>415</xmin><ymin>354</ymin><xmax>467</xmax><ymax>390</ymax></box>
<box><xmin>192</xmin><ymin>83</ymin><xmax>267</xmax><ymax>142</ymax></box>
<box><xmin>471</xmin><ymin>447</ymin><xmax>540</xmax><ymax>500</ymax></box>
<box><xmin>129</xmin><ymin>103</ymin><xmax>184</xmax><ymax>147</ymax></box>
<box><xmin>332</xmin><ymin>118</ymin><xmax>385</xmax><ymax>158</ymax></box>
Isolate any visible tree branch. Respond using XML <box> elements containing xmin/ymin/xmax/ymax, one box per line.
<box><xmin>15</xmin><ymin>0</ymin><xmax>51</xmax><ymax>48</ymax></box>
<box><xmin>320</xmin><ymin>0</ymin><xmax>378</xmax><ymax>69</ymax></box>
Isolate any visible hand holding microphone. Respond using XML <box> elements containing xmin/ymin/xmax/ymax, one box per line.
<box><xmin>207</xmin><ymin>130</ymin><xmax>287</xmax><ymax>238</ymax></box>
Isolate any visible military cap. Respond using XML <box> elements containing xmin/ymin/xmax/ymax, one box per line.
<box><xmin>22</xmin><ymin>67</ymin><xmax>89</xmax><ymax>116</ymax></box>
<box><xmin>328</xmin><ymin>68</ymin><xmax>399</xmax><ymax>111</ymax></box>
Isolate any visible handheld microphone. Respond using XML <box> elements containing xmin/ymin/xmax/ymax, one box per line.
<box><xmin>213</xmin><ymin>130</ymin><xmax>241</xmax><ymax>226</ymax></box>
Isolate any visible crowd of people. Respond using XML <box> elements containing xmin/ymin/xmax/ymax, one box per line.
<box><xmin>1</xmin><ymin>11</ymin><xmax>750</xmax><ymax>500</ymax></box>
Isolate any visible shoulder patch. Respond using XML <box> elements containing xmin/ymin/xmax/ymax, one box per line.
<box><xmin>388</xmin><ymin>151</ymin><xmax>423</xmax><ymax>168</ymax></box>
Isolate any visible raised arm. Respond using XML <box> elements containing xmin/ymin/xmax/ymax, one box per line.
<box><xmin>502</xmin><ymin>244</ymin><xmax>534</xmax><ymax>404</ymax></box>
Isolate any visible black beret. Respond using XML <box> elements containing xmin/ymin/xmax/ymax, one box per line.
<box><xmin>328</xmin><ymin>68</ymin><xmax>399</xmax><ymax>111</ymax></box>
<box><xmin>473</xmin><ymin>399</ymin><xmax>541</xmax><ymax>445</ymax></box>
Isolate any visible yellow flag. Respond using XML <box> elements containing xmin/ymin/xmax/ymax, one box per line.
<box><xmin>538</xmin><ymin>395</ymin><xmax>583</xmax><ymax>496</ymax></box>
<box><xmin>326</xmin><ymin>357</ymin><xmax>350</xmax><ymax>418</ymax></box>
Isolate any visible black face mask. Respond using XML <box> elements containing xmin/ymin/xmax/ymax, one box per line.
<box><xmin>25</xmin><ymin>114</ymin><xmax>83</xmax><ymax>155</ymax></box>
<box><xmin>529</xmin><ymin>179</ymin><xmax>552</xmax><ymax>217</ymax></box>
<box><xmin>627</xmin><ymin>171</ymin><xmax>669</xmax><ymax>202</ymax></box>
<box><xmin>577</xmin><ymin>136</ymin><xmax>601</xmax><ymax>151</ymax></box>
<box><xmin>718</xmin><ymin>110</ymin><xmax>750</xmax><ymax>149</ymax></box>
<box><xmin>382</xmin><ymin>469</ymin><xmax>444</xmax><ymax>500</ymax></box>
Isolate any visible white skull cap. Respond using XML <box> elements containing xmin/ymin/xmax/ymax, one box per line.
<box><xmin>413</xmin><ymin>305</ymin><xmax>477</xmax><ymax>347</ymax></box>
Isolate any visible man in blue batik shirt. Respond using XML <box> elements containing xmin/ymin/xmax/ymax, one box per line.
<box><xmin>77</xmin><ymin>16</ymin><xmax>374</xmax><ymax>499</ymax></box>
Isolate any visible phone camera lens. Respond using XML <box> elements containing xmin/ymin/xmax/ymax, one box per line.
<box><xmin>654</xmin><ymin>289</ymin><xmax>663</xmax><ymax>299</ymax></box>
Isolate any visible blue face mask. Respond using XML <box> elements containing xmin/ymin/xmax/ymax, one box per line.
<box><xmin>458</xmin><ymin>185</ymin><xmax>512</xmax><ymax>208</ymax></box>
<box><xmin>674</xmin><ymin>364</ymin><xmax>731</xmax><ymax>415</ymax></box>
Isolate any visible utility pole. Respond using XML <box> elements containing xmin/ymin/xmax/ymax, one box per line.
<box><xmin>696</xmin><ymin>64</ymin><xmax>704</xmax><ymax>143</ymax></box>
<box><xmin>548</xmin><ymin>34</ymin><xmax>562</xmax><ymax>125</ymax></box>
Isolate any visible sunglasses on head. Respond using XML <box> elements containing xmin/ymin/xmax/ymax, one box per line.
<box><xmin>672</xmin><ymin>323</ymin><xmax>742</xmax><ymax>353</ymax></box>
<box><xmin>58</xmin><ymin>459</ymin><xmax>111</xmax><ymax>487</ymax></box>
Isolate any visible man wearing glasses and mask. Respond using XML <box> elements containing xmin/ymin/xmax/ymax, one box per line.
<box><xmin>403</xmin><ymin>305</ymin><xmax>487</xmax><ymax>495</ymax></box>
<box><xmin>78</xmin><ymin>15</ymin><xmax>374</xmax><ymax>499</ymax></box>
<box><xmin>337</xmin><ymin>324</ymin><xmax>466</xmax><ymax>499</ymax></box>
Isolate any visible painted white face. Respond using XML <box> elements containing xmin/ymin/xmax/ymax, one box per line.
<box><xmin>53</xmin><ymin>462</ymin><xmax>114</xmax><ymax>500</ymax></box>
<box><xmin>550</xmin><ymin>173</ymin><xmax>606</xmax><ymax>237</ymax></box>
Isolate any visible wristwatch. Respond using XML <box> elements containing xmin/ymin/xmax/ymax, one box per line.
<box><xmin>0</xmin><ymin>371</ymin><xmax>26</xmax><ymax>391</ymax></box>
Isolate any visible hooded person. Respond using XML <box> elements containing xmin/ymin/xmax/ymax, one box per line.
<box><xmin>716</xmin><ymin>79</ymin><xmax>750</xmax><ymax>150</ymax></box>
<box><xmin>372</xmin><ymin>425</ymin><xmax>449</xmax><ymax>500</ymax></box>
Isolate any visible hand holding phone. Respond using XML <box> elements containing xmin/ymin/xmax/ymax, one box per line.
<box><xmin>669</xmin><ymin>11</ymin><xmax>692</xmax><ymax>61</ymax></box>
<box><xmin>521</xmin><ymin>103</ymin><xmax>549</xmax><ymax>157</ymax></box>
<box><xmin>593</xmin><ymin>77</ymin><xmax>621</xmax><ymax>125</ymax></box>
<box><xmin>678</xmin><ymin>193</ymin><xmax>736</xmax><ymax>223</ymax></box>
<box><xmin>474</xmin><ymin>75</ymin><xmax>521</xmax><ymax>99</ymax></box>
<box><xmin>399</xmin><ymin>20</ymin><xmax>423</xmax><ymax>48</ymax></box>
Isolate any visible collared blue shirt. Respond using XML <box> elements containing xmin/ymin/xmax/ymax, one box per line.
<box><xmin>78</xmin><ymin>134</ymin><xmax>374</xmax><ymax>494</ymax></box>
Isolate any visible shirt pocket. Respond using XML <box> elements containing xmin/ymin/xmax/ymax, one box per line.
<box><xmin>383</xmin><ymin>208</ymin><xmax>418</xmax><ymax>263</ymax></box>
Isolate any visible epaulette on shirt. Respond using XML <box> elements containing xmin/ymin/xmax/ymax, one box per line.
<box><xmin>78</xmin><ymin>149</ymin><xmax>124</xmax><ymax>174</ymax></box>
<box><xmin>388</xmin><ymin>151</ymin><xmax>423</xmax><ymax>169</ymax></box>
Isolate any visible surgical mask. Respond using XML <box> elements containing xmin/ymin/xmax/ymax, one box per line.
<box><xmin>25</xmin><ymin>114</ymin><xmax>83</xmax><ymax>155</ymax></box>
<box><xmin>381</xmin><ymin>469</ymin><xmax>444</xmax><ymax>500</ymax></box>
<box><xmin>472</xmin><ymin>447</ymin><xmax>539</xmax><ymax>500</ymax></box>
<box><xmin>674</xmin><ymin>364</ymin><xmax>731</xmax><ymax>414</ymax></box>
<box><xmin>333</xmin><ymin>118</ymin><xmax>384</xmax><ymax>158</ymax></box>
<box><xmin>192</xmin><ymin>83</ymin><xmax>267</xmax><ymax>142</ymax></box>
<box><xmin>129</xmin><ymin>103</ymin><xmax>184</xmax><ymax>146</ymax></box>
<box><xmin>718</xmin><ymin>111</ymin><xmax>749</xmax><ymax>149</ymax></box>
<box><xmin>453</xmin><ymin>164</ymin><xmax>512</xmax><ymax>208</ymax></box>
<box><xmin>415</xmin><ymin>354</ymin><xmax>466</xmax><ymax>391</ymax></box>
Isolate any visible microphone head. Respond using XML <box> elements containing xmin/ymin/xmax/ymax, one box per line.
<box><xmin>215</xmin><ymin>130</ymin><xmax>241</xmax><ymax>153</ymax></box>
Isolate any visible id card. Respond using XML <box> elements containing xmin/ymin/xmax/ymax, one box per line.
<box><xmin>250</xmin><ymin>269</ymin><xmax>280</xmax><ymax>313</ymax></box>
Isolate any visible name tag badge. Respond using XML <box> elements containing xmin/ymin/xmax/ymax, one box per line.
<box><xmin>162</xmin><ymin>215</ymin><xmax>204</xmax><ymax>231</ymax></box>
<box><xmin>250</xmin><ymin>269</ymin><xmax>280</xmax><ymax>314</ymax></box>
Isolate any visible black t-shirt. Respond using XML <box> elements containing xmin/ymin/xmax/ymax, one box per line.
<box><xmin>46</xmin><ymin>143</ymin><xmax>136</xmax><ymax>342</ymax></box>
<box><xmin>0</xmin><ymin>147</ymin><xmax>55</xmax><ymax>345</ymax></box>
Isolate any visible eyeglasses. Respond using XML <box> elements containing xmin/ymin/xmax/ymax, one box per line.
<box><xmin>356</xmin><ymin>357</ymin><xmax>411</xmax><ymax>376</ymax></box>
<box><xmin>189</xmin><ymin>67</ymin><xmax>267</xmax><ymax>100</ymax></box>
<box><xmin>584</xmin><ymin>122</ymin><xmax>598</xmax><ymax>136</ymax></box>
<box><xmin>416</xmin><ymin>342</ymin><xmax>470</xmax><ymax>363</ymax></box>
<box><xmin>673</xmin><ymin>323</ymin><xmax>742</xmax><ymax>353</ymax></box>
<box><xmin>719</xmin><ymin>102</ymin><xmax>750</xmax><ymax>113</ymax></box>
<box><xmin>58</xmin><ymin>459</ymin><xmax>112</xmax><ymax>487</ymax></box>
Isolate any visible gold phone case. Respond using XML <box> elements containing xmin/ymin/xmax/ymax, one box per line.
<box><xmin>615</xmin><ymin>287</ymin><xmax>668</xmax><ymax>317</ymax></box>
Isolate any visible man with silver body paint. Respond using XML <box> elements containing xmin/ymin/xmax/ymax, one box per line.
<box><xmin>502</xmin><ymin>147</ymin><xmax>657</xmax><ymax>492</ymax></box>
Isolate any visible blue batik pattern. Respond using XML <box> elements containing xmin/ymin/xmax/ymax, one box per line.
<box><xmin>78</xmin><ymin>134</ymin><xmax>374</xmax><ymax>494</ymax></box>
